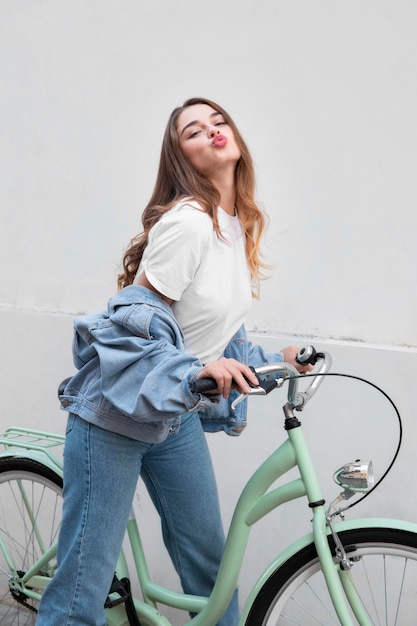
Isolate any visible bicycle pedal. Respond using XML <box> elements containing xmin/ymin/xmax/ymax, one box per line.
<box><xmin>104</xmin><ymin>574</ymin><xmax>130</xmax><ymax>608</ymax></box>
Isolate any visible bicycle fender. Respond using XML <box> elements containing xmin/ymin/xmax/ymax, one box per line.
<box><xmin>239</xmin><ymin>517</ymin><xmax>417</xmax><ymax>625</ymax></box>
<box><xmin>0</xmin><ymin>449</ymin><xmax>63</xmax><ymax>479</ymax></box>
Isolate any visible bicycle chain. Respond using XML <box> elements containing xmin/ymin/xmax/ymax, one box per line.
<box><xmin>10</xmin><ymin>571</ymin><xmax>38</xmax><ymax>613</ymax></box>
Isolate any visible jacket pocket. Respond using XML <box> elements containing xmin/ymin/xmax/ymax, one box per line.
<box><xmin>110</xmin><ymin>303</ymin><xmax>155</xmax><ymax>340</ymax></box>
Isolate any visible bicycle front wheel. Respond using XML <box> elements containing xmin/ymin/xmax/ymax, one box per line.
<box><xmin>244</xmin><ymin>527</ymin><xmax>417</xmax><ymax>625</ymax></box>
<box><xmin>0</xmin><ymin>457</ymin><xmax>63</xmax><ymax>625</ymax></box>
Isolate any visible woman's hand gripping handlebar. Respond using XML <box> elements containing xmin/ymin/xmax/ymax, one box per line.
<box><xmin>194</xmin><ymin>357</ymin><xmax>259</xmax><ymax>400</ymax></box>
<box><xmin>191</xmin><ymin>346</ymin><xmax>332</xmax><ymax>411</ymax></box>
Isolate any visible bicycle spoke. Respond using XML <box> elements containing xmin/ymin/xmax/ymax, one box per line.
<box><xmin>282</xmin><ymin>581</ymin><xmax>340</xmax><ymax>624</ymax></box>
<box><xmin>0</xmin><ymin>461</ymin><xmax>62</xmax><ymax>624</ymax></box>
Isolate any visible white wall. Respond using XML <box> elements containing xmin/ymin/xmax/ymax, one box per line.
<box><xmin>1</xmin><ymin>1</ymin><xmax>416</xmax><ymax>623</ymax></box>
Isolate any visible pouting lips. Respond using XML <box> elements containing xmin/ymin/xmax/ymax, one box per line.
<box><xmin>212</xmin><ymin>135</ymin><xmax>227</xmax><ymax>147</ymax></box>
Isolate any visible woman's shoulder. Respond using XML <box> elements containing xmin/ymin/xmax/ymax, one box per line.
<box><xmin>159</xmin><ymin>199</ymin><xmax>212</xmax><ymax>231</ymax></box>
<box><xmin>169</xmin><ymin>198</ymin><xmax>209</xmax><ymax>218</ymax></box>
<box><xmin>148</xmin><ymin>199</ymin><xmax>212</xmax><ymax>245</ymax></box>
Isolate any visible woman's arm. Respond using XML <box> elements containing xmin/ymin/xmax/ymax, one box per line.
<box><xmin>136</xmin><ymin>272</ymin><xmax>174</xmax><ymax>306</ymax></box>
<box><xmin>136</xmin><ymin>274</ymin><xmax>259</xmax><ymax>399</ymax></box>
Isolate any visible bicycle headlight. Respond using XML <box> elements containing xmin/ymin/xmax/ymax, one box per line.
<box><xmin>333</xmin><ymin>460</ymin><xmax>374</xmax><ymax>492</ymax></box>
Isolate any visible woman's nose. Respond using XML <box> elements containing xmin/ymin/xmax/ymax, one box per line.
<box><xmin>207</xmin><ymin>125</ymin><xmax>219</xmax><ymax>138</ymax></box>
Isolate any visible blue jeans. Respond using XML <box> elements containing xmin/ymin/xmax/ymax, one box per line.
<box><xmin>36</xmin><ymin>413</ymin><xmax>238</xmax><ymax>626</ymax></box>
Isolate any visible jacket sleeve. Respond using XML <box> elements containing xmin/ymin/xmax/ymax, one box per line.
<box><xmin>223</xmin><ymin>325</ymin><xmax>284</xmax><ymax>369</ymax></box>
<box><xmin>72</xmin><ymin>303</ymin><xmax>219</xmax><ymax>421</ymax></box>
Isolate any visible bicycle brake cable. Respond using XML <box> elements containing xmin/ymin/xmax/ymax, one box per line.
<box><xmin>290</xmin><ymin>371</ymin><xmax>402</xmax><ymax>511</ymax></box>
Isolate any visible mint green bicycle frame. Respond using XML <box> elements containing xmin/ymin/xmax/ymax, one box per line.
<box><xmin>1</xmin><ymin>354</ymin><xmax>417</xmax><ymax>625</ymax></box>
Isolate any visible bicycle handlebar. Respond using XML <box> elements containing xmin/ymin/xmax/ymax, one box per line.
<box><xmin>191</xmin><ymin>346</ymin><xmax>332</xmax><ymax>411</ymax></box>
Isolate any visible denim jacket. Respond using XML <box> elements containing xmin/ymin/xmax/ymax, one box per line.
<box><xmin>59</xmin><ymin>285</ymin><xmax>283</xmax><ymax>443</ymax></box>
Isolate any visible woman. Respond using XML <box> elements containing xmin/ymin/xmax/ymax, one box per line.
<box><xmin>36</xmin><ymin>98</ymin><xmax>309</xmax><ymax>626</ymax></box>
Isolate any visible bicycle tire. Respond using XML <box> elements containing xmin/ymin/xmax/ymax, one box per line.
<box><xmin>244</xmin><ymin>527</ymin><xmax>417</xmax><ymax>625</ymax></box>
<box><xmin>0</xmin><ymin>457</ymin><xmax>63</xmax><ymax>625</ymax></box>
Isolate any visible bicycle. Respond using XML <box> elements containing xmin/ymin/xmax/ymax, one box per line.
<box><xmin>1</xmin><ymin>346</ymin><xmax>417</xmax><ymax>625</ymax></box>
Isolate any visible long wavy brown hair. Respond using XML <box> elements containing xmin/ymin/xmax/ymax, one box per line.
<box><xmin>117</xmin><ymin>97</ymin><xmax>268</xmax><ymax>295</ymax></box>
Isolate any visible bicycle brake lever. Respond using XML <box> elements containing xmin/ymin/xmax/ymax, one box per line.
<box><xmin>231</xmin><ymin>380</ymin><xmax>280</xmax><ymax>411</ymax></box>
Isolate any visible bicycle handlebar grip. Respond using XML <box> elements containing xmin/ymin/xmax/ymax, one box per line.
<box><xmin>191</xmin><ymin>377</ymin><xmax>218</xmax><ymax>394</ymax></box>
<box><xmin>191</xmin><ymin>368</ymin><xmax>259</xmax><ymax>395</ymax></box>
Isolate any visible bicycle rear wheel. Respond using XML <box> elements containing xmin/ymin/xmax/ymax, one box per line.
<box><xmin>244</xmin><ymin>527</ymin><xmax>417</xmax><ymax>625</ymax></box>
<box><xmin>0</xmin><ymin>457</ymin><xmax>62</xmax><ymax>625</ymax></box>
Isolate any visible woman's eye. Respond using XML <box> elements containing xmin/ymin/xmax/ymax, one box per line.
<box><xmin>188</xmin><ymin>128</ymin><xmax>201</xmax><ymax>139</ymax></box>
<box><xmin>215</xmin><ymin>121</ymin><xmax>227</xmax><ymax>127</ymax></box>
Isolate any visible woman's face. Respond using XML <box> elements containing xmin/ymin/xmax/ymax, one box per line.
<box><xmin>176</xmin><ymin>103</ymin><xmax>241</xmax><ymax>178</ymax></box>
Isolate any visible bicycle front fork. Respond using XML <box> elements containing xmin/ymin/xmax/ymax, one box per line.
<box><xmin>313</xmin><ymin>508</ymin><xmax>372</xmax><ymax>626</ymax></box>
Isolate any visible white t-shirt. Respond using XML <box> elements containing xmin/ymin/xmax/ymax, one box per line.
<box><xmin>137</xmin><ymin>201</ymin><xmax>252</xmax><ymax>363</ymax></box>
